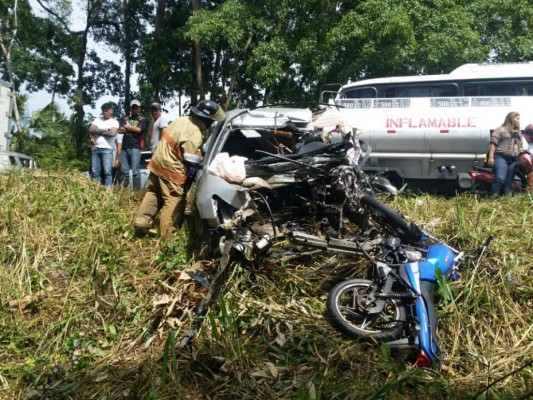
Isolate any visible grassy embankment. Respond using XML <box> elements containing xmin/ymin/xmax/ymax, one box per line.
<box><xmin>0</xmin><ymin>171</ymin><xmax>531</xmax><ymax>399</ymax></box>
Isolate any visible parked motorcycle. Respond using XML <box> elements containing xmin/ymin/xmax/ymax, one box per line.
<box><xmin>458</xmin><ymin>165</ymin><xmax>525</xmax><ymax>194</ymax></box>
<box><xmin>458</xmin><ymin>151</ymin><xmax>533</xmax><ymax>194</ymax></box>
<box><xmin>325</xmin><ymin>211</ymin><xmax>493</xmax><ymax>368</ymax></box>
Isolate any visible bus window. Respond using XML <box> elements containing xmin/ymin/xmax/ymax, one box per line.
<box><xmin>385</xmin><ymin>84</ymin><xmax>457</xmax><ymax>98</ymax></box>
<box><xmin>435</xmin><ymin>86</ymin><xmax>458</xmax><ymax>96</ymax></box>
<box><xmin>522</xmin><ymin>83</ymin><xmax>533</xmax><ymax>95</ymax></box>
<box><xmin>464</xmin><ymin>85</ymin><xmax>478</xmax><ymax>96</ymax></box>
<box><xmin>385</xmin><ymin>87</ymin><xmax>407</xmax><ymax>98</ymax></box>
<box><xmin>342</xmin><ymin>87</ymin><xmax>377</xmax><ymax>98</ymax></box>
<box><xmin>464</xmin><ymin>82</ymin><xmax>519</xmax><ymax>96</ymax></box>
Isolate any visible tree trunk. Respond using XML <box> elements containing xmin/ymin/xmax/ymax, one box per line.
<box><xmin>123</xmin><ymin>0</ymin><xmax>133</xmax><ymax>113</ymax></box>
<box><xmin>192</xmin><ymin>0</ymin><xmax>204</xmax><ymax>101</ymax></box>
<box><xmin>151</xmin><ymin>0</ymin><xmax>166</xmax><ymax>100</ymax></box>
<box><xmin>0</xmin><ymin>0</ymin><xmax>23</xmax><ymax>135</ymax></box>
<box><xmin>263</xmin><ymin>87</ymin><xmax>272</xmax><ymax>106</ymax></box>
<box><xmin>224</xmin><ymin>35</ymin><xmax>252</xmax><ymax>111</ymax></box>
<box><xmin>73</xmin><ymin>9</ymin><xmax>91</xmax><ymax>157</ymax></box>
<box><xmin>0</xmin><ymin>41</ymin><xmax>23</xmax><ymax>135</ymax></box>
<box><xmin>155</xmin><ymin>0</ymin><xmax>166</xmax><ymax>33</ymax></box>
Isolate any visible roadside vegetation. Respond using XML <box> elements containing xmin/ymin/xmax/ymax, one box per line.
<box><xmin>0</xmin><ymin>171</ymin><xmax>531</xmax><ymax>399</ymax></box>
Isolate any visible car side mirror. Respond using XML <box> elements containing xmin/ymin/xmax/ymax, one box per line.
<box><xmin>183</xmin><ymin>153</ymin><xmax>203</xmax><ymax>168</ymax></box>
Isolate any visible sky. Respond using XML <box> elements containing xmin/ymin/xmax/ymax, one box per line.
<box><xmin>26</xmin><ymin>87</ymin><xmax>70</xmax><ymax>116</ymax></box>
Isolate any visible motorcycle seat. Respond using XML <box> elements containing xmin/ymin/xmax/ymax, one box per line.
<box><xmin>471</xmin><ymin>166</ymin><xmax>493</xmax><ymax>173</ymax></box>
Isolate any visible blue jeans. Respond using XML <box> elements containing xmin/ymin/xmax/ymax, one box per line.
<box><xmin>490</xmin><ymin>154</ymin><xmax>517</xmax><ymax>196</ymax></box>
<box><xmin>120</xmin><ymin>147</ymin><xmax>141</xmax><ymax>189</ymax></box>
<box><xmin>91</xmin><ymin>148</ymin><xmax>114</xmax><ymax>186</ymax></box>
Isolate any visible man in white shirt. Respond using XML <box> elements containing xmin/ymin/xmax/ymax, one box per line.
<box><xmin>149</xmin><ymin>102</ymin><xmax>168</xmax><ymax>152</ymax></box>
<box><xmin>89</xmin><ymin>102</ymin><xmax>120</xmax><ymax>186</ymax></box>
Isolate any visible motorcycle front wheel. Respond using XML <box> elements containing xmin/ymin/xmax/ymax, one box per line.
<box><xmin>326</xmin><ymin>279</ymin><xmax>406</xmax><ymax>342</ymax></box>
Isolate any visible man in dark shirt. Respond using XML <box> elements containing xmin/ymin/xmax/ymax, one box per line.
<box><xmin>117</xmin><ymin>99</ymin><xmax>147</xmax><ymax>190</ymax></box>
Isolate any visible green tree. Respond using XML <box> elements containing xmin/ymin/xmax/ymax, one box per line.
<box><xmin>8</xmin><ymin>0</ymin><xmax>533</xmax><ymax>144</ymax></box>
<box><xmin>26</xmin><ymin>104</ymin><xmax>83</xmax><ymax>170</ymax></box>
<box><xmin>137</xmin><ymin>0</ymin><xmax>199</xmax><ymax>109</ymax></box>
<box><xmin>0</xmin><ymin>0</ymin><xmax>74</xmax><ymax>134</ymax></box>
<box><xmin>93</xmin><ymin>0</ymin><xmax>153</xmax><ymax>114</ymax></box>
<box><xmin>467</xmin><ymin>0</ymin><xmax>533</xmax><ymax>62</ymax></box>
<box><xmin>8</xmin><ymin>98</ymin><xmax>82</xmax><ymax>170</ymax></box>
<box><xmin>324</xmin><ymin>0</ymin><xmax>487</xmax><ymax>83</ymax></box>
<box><xmin>186</xmin><ymin>0</ymin><xmax>259</xmax><ymax>107</ymax></box>
<box><xmin>184</xmin><ymin>0</ymin><xmax>533</xmax><ymax>108</ymax></box>
<box><xmin>34</xmin><ymin>0</ymin><xmax>124</xmax><ymax>158</ymax></box>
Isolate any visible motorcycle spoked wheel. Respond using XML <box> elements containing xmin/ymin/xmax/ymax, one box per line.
<box><xmin>360</xmin><ymin>195</ymin><xmax>422</xmax><ymax>244</ymax></box>
<box><xmin>326</xmin><ymin>279</ymin><xmax>406</xmax><ymax>341</ymax></box>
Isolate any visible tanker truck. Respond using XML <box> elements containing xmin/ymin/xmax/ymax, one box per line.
<box><xmin>326</xmin><ymin>62</ymin><xmax>533</xmax><ymax>192</ymax></box>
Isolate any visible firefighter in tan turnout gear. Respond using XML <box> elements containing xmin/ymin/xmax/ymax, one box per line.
<box><xmin>134</xmin><ymin>100</ymin><xmax>225</xmax><ymax>238</ymax></box>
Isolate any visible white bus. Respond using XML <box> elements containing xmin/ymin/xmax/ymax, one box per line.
<box><xmin>327</xmin><ymin>62</ymin><xmax>533</xmax><ymax>192</ymax></box>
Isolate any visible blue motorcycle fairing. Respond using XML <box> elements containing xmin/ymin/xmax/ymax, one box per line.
<box><xmin>405</xmin><ymin>263</ymin><xmax>442</xmax><ymax>366</ymax></box>
<box><xmin>405</xmin><ymin>262</ymin><xmax>421</xmax><ymax>294</ymax></box>
<box><xmin>419</xmin><ymin>244</ymin><xmax>455</xmax><ymax>282</ymax></box>
<box><xmin>419</xmin><ymin>280</ymin><xmax>442</xmax><ymax>366</ymax></box>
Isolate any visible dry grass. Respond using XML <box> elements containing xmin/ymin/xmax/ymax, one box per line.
<box><xmin>0</xmin><ymin>171</ymin><xmax>531</xmax><ymax>399</ymax></box>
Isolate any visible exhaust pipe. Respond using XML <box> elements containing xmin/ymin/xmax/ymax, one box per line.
<box><xmin>289</xmin><ymin>231</ymin><xmax>376</xmax><ymax>255</ymax></box>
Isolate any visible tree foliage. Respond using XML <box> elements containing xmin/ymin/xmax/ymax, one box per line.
<box><xmin>3</xmin><ymin>0</ymin><xmax>533</xmax><ymax>167</ymax></box>
<box><xmin>467</xmin><ymin>0</ymin><xmax>533</xmax><ymax>62</ymax></box>
<box><xmin>25</xmin><ymin>104</ymin><xmax>83</xmax><ymax>170</ymax></box>
<box><xmin>136</xmin><ymin>0</ymin><xmax>194</xmax><ymax>108</ymax></box>
<box><xmin>0</xmin><ymin>0</ymin><xmax>75</xmax><ymax>95</ymax></box>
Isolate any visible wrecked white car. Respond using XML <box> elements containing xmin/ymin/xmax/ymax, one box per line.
<box><xmin>189</xmin><ymin>107</ymin><xmax>398</xmax><ymax>261</ymax></box>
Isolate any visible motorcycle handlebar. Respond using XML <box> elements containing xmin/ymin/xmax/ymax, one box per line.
<box><xmin>471</xmin><ymin>235</ymin><xmax>494</xmax><ymax>258</ymax></box>
<box><xmin>455</xmin><ymin>235</ymin><xmax>494</xmax><ymax>262</ymax></box>
<box><xmin>482</xmin><ymin>235</ymin><xmax>494</xmax><ymax>249</ymax></box>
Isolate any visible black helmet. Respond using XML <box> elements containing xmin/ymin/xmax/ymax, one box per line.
<box><xmin>191</xmin><ymin>100</ymin><xmax>225</xmax><ymax>121</ymax></box>
<box><xmin>525</xmin><ymin>124</ymin><xmax>533</xmax><ymax>143</ymax></box>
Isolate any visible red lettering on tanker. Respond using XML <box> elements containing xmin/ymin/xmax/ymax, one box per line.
<box><xmin>386</xmin><ymin>117</ymin><xmax>477</xmax><ymax>129</ymax></box>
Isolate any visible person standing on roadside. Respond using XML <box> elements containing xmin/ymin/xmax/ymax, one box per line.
<box><xmin>149</xmin><ymin>102</ymin><xmax>168</xmax><ymax>152</ymax></box>
<box><xmin>487</xmin><ymin>111</ymin><xmax>524</xmax><ymax>197</ymax></box>
<box><xmin>134</xmin><ymin>100</ymin><xmax>225</xmax><ymax>238</ymax></box>
<box><xmin>89</xmin><ymin>102</ymin><xmax>119</xmax><ymax>186</ymax></box>
<box><xmin>117</xmin><ymin>99</ymin><xmax>147</xmax><ymax>190</ymax></box>
<box><xmin>519</xmin><ymin>124</ymin><xmax>533</xmax><ymax>192</ymax></box>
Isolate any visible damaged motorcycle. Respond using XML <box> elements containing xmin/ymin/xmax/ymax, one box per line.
<box><xmin>183</xmin><ymin>106</ymin><xmax>492</xmax><ymax>370</ymax></box>
<box><xmin>178</xmin><ymin>106</ymin><xmax>400</xmax><ymax>349</ymax></box>
<box><xmin>190</xmin><ymin>107</ymin><xmax>397</xmax><ymax>261</ymax></box>
<box><xmin>325</xmin><ymin>220</ymin><xmax>493</xmax><ymax>369</ymax></box>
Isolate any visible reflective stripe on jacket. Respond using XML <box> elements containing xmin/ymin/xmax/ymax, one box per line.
<box><xmin>148</xmin><ymin>115</ymin><xmax>205</xmax><ymax>184</ymax></box>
